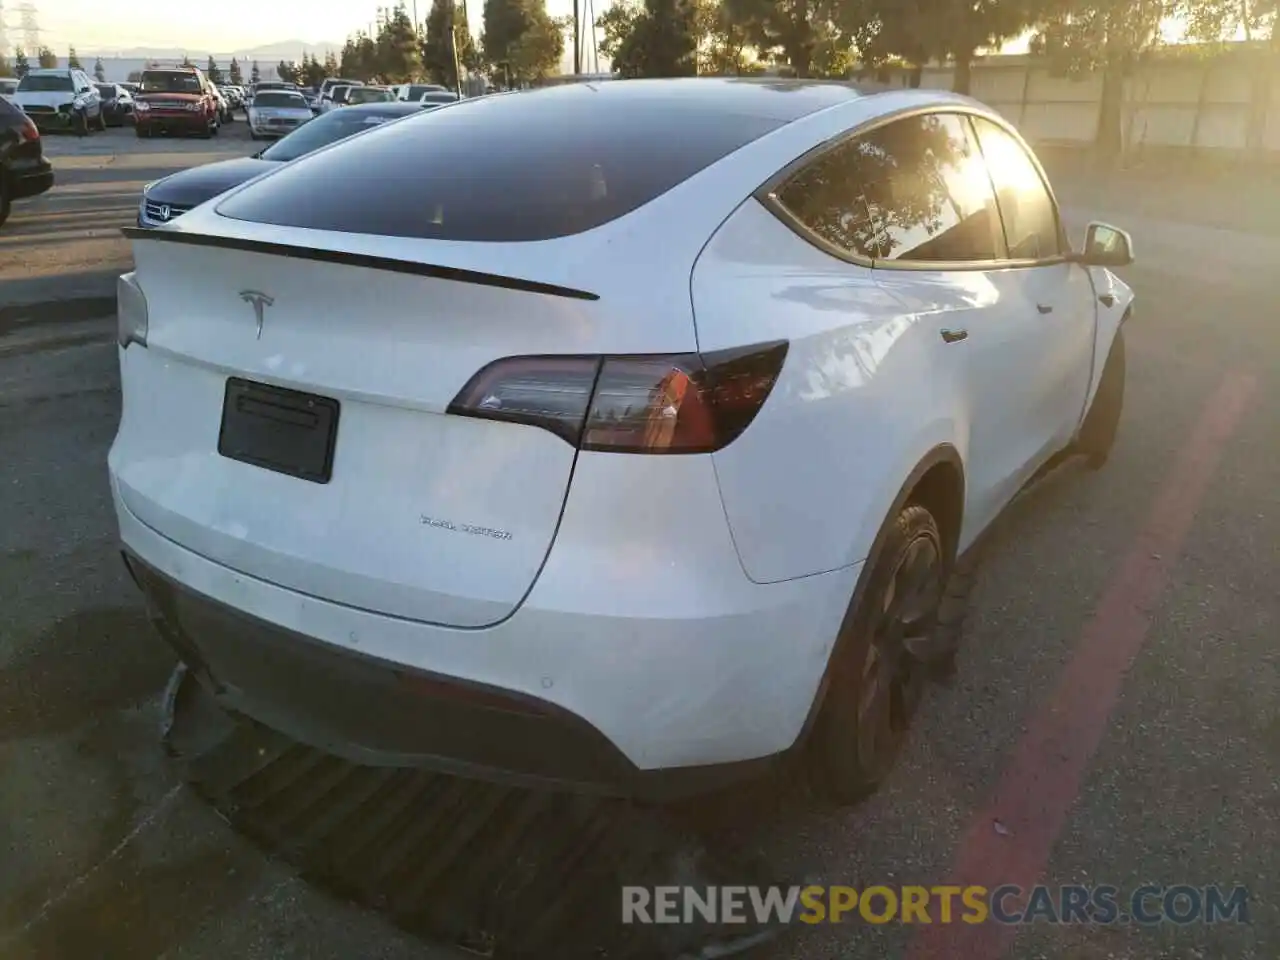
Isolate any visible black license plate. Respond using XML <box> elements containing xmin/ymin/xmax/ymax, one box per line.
<box><xmin>217</xmin><ymin>378</ymin><xmax>339</xmax><ymax>483</ymax></box>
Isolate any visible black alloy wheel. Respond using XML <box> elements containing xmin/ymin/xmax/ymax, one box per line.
<box><xmin>809</xmin><ymin>504</ymin><xmax>948</xmax><ymax>805</ymax></box>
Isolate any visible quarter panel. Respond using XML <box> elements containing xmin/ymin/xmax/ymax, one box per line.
<box><xmin>693</xmin><ymin>200</ymin><xmax>967</xmax><ymax>584</ymax></box>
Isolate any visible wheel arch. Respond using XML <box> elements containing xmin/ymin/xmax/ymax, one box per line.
<box><xmin>791</xmin><ymin>442</ymin><xmax>965</xmax><ymax>749</ymax></box>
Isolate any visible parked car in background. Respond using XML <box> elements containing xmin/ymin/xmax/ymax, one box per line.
<box><xmin>96</xmin><ymin>83</ymin><xmax>136</xmax><ymax>126</ymax></box>
<box><xmin>344</xmin><ymin>86</ymin><xmax>395</xmax><ymax>105</ymax></box>
<box><xmin>247</xmin><ymin>89</ymin><xmax>313</xmax><ymax>140</ymax></box>
<box><xmin>119</xmin><ymin>81</ymin><xmax>140</xmax><ymax>98</ymax></box>
<box><xmin>318</xmin><ymin>77</ymin><xmax>362</xmax><ymax>100</ymax></box>
<box><xmin>0</xmin><ymin>78</ymin><xmax>17</xmax><ymax>103</ymax></box>
<box><xmin>319</xmin><ymin>80</ymin><xmax>364</xmax><ymax>113</ymax></box>
<box><xmin>112</xmin><ymin>79</ymin><xmax>1132</xmax><ymax>807</ymax></box>
<box><xmin>1</xmin><ymin>94</ymin><xmax>53</xmax><ymax>227</ymax></box>
<box><xmin>393</xmin><ymin>82</ymin><xmax>447</xmax><ymax>101</ymax></box>
<box><xmin>14</xmin><ymin>68</ymin><xmax>104</xmax><ymax>135</ymax></box>
<box><xmin>419</xmin><ymin>90</ymin><xmax>462</xmax><ymax>106</ymax></box>
<box><xmin>210</xmin><ymin>85</ymin><xmax>234</xmax><ymax>124</ymax></box>
<box><xmin>138</xmin><ymin>101</ymin><xmax>425</xmax><ymax>227</ymax></box>
<box><xmin>319</xmin><ymin>84</ymin><xmax>352</xmax><ymax>113</ymax></box>
<box><xmin>250</xmin><ymin>81</ymin><xmax>299</xmax><ymax>102</ymax></box>
<box><xmin>135</xmin><ymin>65</ymin><xmax>219</xmax><ymax>138</ymax></box>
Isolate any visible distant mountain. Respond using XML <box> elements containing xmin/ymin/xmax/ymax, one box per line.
<box><xmin>82</xmin><ymin>40</ymin><xmax>344</xmax><ymax>62</ymax></box>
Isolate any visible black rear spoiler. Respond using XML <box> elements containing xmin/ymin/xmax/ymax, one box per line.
<box><xmin>121</xmin><ymin>227</ymin><xmax>600</xmax><ymax>302</ymax></box>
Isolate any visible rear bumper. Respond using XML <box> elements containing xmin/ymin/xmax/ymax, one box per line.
<box><xmin>111</xmin><ymin>460</ymin><xmax>858</xmax><ymax>798</ymax></box>
<box><xmin>137</xmin><ymin>115</ymin><xmax>206</xmax><ymax>133</ymax></box>
<box><xmin>9</xmin><ymin>159</ymin><xmax>53</xmax><ymax>200</ymax></box>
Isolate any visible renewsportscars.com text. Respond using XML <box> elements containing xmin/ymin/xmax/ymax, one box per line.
<box><xmin>621</xmin><ymin>884</ymin><xmax>1250</xmax><ymax>926</ymax></box>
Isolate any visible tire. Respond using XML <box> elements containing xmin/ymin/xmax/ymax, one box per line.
<box><xmin>807</xmin><ymin>503</ymin><xmax>949</xmax><ymax>805</ymax></box>
<box><xmin>249</xmin><ymin>130</ymin><xmax>260</xmax><ymax>141</ymax></box>
<box><xmin>1077</xmin><ymin>327</ymin><xmax>1126</xmax><ymax>470</ymax></box>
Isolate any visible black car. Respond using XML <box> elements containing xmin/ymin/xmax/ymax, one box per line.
<box><xmin>96</xmin><ymin>83</ymin><xmax>136</xmax><ymax>126</ymax></box>
<box><xmin>138</xmin><ymin>101</ymin><xmax>427</xmax><ymax>226</ymax></box>
<box><xmin>0</xmin><ymin>96</ymin><xmax>54</xmax><ymax>227</ymax></box>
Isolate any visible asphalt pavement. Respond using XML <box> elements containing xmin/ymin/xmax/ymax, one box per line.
<box><xmin>2</xmin><ymin>125</ymin><xmax>1279</xmax><ymax>959</ymax></box>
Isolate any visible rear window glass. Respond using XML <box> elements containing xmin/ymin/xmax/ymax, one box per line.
<box><xmin>141</xmin><ymin>71</ymin><xmax>201</xmax><ymax>94</ymax></box>
<box><xmin>216</xmin><ymin>85</ymin><xmax>785</xmax><ymax>241</ymax></box>
<box><xmin>254</xmin><ymin>92</ymin><xmax>307</xmax><ymax>108</ymax></box>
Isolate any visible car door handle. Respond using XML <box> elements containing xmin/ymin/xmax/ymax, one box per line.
<box><xmin>1036</xmin><ymin>303</ymin><xmax>1054</xmax><ymax>314</ymax></box>
<box><xmin>940</xmin><ymin>328</ymin><xmax>968</xmax><ymax>344</ymax></box>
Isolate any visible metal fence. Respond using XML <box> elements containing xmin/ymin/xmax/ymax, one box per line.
<box><xmin>891</xmin><ymin>54</ymin><xmax>1280</xmax><ymax>162</ymax></box>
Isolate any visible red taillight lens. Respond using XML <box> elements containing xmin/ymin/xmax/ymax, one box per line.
<box><xmin>447</xmin><ymin>341</ymin><xmax>788</xmax><ymax>454</ymax></box>
<box><xmin>18</xmin><ymin>118</ymin><xmax>39</xmax><ymax>142</ymax></box>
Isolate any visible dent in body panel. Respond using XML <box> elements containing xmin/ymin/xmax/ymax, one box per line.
<box><xmin>691</xmin><ymin>200</ymin><xmax>964</xmax><ymax>584</ymax></box>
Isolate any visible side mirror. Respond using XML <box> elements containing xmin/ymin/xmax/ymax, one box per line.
<box><xmin>1076</xmin><ymin>221</ymin><xmax>1134</xmax><ymax>267</ymax></box>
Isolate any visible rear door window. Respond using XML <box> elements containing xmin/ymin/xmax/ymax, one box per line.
<box><xmin>969</xmin><ymin>117</ymin><xmax>1062</xmax><ymax>261</ymax></box>
<box><xmin>773</xmin><ymin>112</ymin><xmax>1003</xmax><ymax>264</ymax></box>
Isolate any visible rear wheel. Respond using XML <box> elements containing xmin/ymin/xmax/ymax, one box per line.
<box><xmin>1078</xmin><ymin>327</ymin><xmax>1126</xmax><ymax>469</ymax></box>
<box><xmin>807</xmin><ymin>504</ymin><xmax>948</xmax><ymax>805</ymax></box>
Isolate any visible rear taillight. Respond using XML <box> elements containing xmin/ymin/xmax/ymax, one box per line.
<box><xmin>448</xmin><ymin>341</ymin><xmax>788</xmax><ymax>454</ymax></box>
<box><xmin>18</xmin><ymin>117</ymin><xmax>39</xmax><ymax>142</ymax></box>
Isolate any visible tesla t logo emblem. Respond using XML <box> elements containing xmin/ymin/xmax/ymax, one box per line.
<box><xmin>239</xmin><ymin>290</ymin><xmax>274</xmax><ymax>339</ymax></box>
<box><xmin>157</xmin><ymin>204</ymin><xmax>171</xmax><ymax>221</ymax></box>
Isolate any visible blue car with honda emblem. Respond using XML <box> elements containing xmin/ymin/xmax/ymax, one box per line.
<box><xmin>137</xmin><ymin>101</ymin><xmax>429</xmax><ymax>227</ymax></box>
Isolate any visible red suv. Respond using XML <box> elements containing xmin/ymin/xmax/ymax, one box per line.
<box><xmin>134</xmin><ymin>66</ymin><xmax>218</xmax><ymax>139</ymax></box>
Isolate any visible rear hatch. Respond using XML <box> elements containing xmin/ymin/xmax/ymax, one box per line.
<box><xmin>116</xmin><ymin>237</ymin><xmax>628</xmax><ymax>629</ymax></box>
<box><xmin>112</xmin><ymin>85</ymin><xmax>796</xmax><ymax>627</ymax></box>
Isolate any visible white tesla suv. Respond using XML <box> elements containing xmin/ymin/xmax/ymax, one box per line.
<box><xmin>109</xmin><ymin>79</ymin><xmax>1134</xmax><ymax>804</ymax></box>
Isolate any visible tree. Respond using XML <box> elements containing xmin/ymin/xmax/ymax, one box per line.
<box><xmin>720</xmin><ymin>0</ymin><xmax>848</xmax><ymax>77</ymax></box>
<box><xmin>94</xmin><ymin>56</ymin><xmax>106</xmax><ymax>81</ymax></box>
<box><xmin>339</xmin><ymin>31</ymin><xmax>380</xmax><ymax>79</ymax></box>
<box><xmin>424</xmin><ymin>0</ymin><xmax>481</xmax><ymax>86</ymax></box>
<box><xmin>607</xmin><ymin>0</ymin><xmax>698</xmax><ymax>76</ymax></box>
<box><xmin>482</xmin><ymin>0</ymin><xmax>564</xmax><ymax>83</ymax></box>
<box><xmin>1031</xmin><ymin>0</ymin><xmax>1172</xmax><ymax>161</ymax></box>
<box><xmin>377</xmin><ymin>3</ymin><xmax>425</xmax><ymax>81</ymax></box>
<box><xmin>251</xmin><ymin>60</ymin><xmax>261</xmax><ymax>83</ymax></box>
<box><xmin>276</xmin><ymin>60</ymin><xmax>299</xmax><ymax>82</ymax></box>
<box><xmin>323</xmin><ymin>50</ymin><xmax>340</xmax><ymax>75</ymax></box>
<box><xmin>206</xmin><ymin>56</ymin><xmax>223</xmax><ymax>84</ymax></box>
<box><xmin>67</xmin><ymin>46</ymin><xmax>82</xmax><ymax>69</ymax></box>
<box><xmin>14</xmin><ymin>48</ymin><xmax>29</xmax><ymax>78</ymax></box>
<box><xmin>0</xmin><ymin>52</ymin><xmax>10</xmax><ymax>78</ymax></box>
<box><xmin>229</xmin><ymin>57</ymin><xmax>243</xmax><ymax>84</ymax></box>
<box><xmin>181</xmin><ymin>54</ymin><xmax>193</xmax><ymax>67</ymax></box>
<box><xmin>37</xmin><ymin>46</ymin><xmax>58</xmax><ymax>68</ymax></box>
<box><xmin>302</xmin><ymin>53</ymin><xmax>327</xmax><ymax>87</ymax></box>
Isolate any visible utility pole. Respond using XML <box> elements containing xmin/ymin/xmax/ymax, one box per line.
<box><xmin>449</xmin><ymin>0</ymin><xmax>462</xmax><ymax>96</ymax></box>
<box><xmin>573</xmin><ymin>0</ymin><xmax>581</xmax><ymax>75</ymax></box>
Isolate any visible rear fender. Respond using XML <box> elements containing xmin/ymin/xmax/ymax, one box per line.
<box><xmin>793</xmin><ymin>442</ymin><xmax>965</xmax><ymax>747</ymax></box>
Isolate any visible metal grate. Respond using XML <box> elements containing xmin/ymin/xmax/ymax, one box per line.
<box><xmin>163</xmin><ymin>664</ymin><xmax>789</xmax><ymax>960</ymax></box>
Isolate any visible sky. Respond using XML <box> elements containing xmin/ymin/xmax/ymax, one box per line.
<box><xmin>31</xmin><ymin>0</ymin><xmax>600</xmax><ymax>53</ymax></box>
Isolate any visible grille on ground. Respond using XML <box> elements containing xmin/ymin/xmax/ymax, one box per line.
<box><xmin>162</xmin><ymin>664</ymin><xmax>790</xmax><ymax>959</ymax></box>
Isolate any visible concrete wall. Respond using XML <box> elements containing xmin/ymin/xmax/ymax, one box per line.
<box><xmin>902</xmin><ymin>54</ymin><xmax>1280</xmax><ymax>162</ymax></box>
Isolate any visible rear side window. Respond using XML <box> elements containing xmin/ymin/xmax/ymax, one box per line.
<box><xmin>216</xmin><ymin>90</ymin><xmax>783</xmax><ymax>242</ymax></box>
<box><xmin>969</xmin><ymin>117</ymin><xmax>1061</xmax><ymax>260</ymax></box>
<box><xmin>774</xmin><ymin>112</ymin><xmax>1003</xmax><ymax>264</ymax></box>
